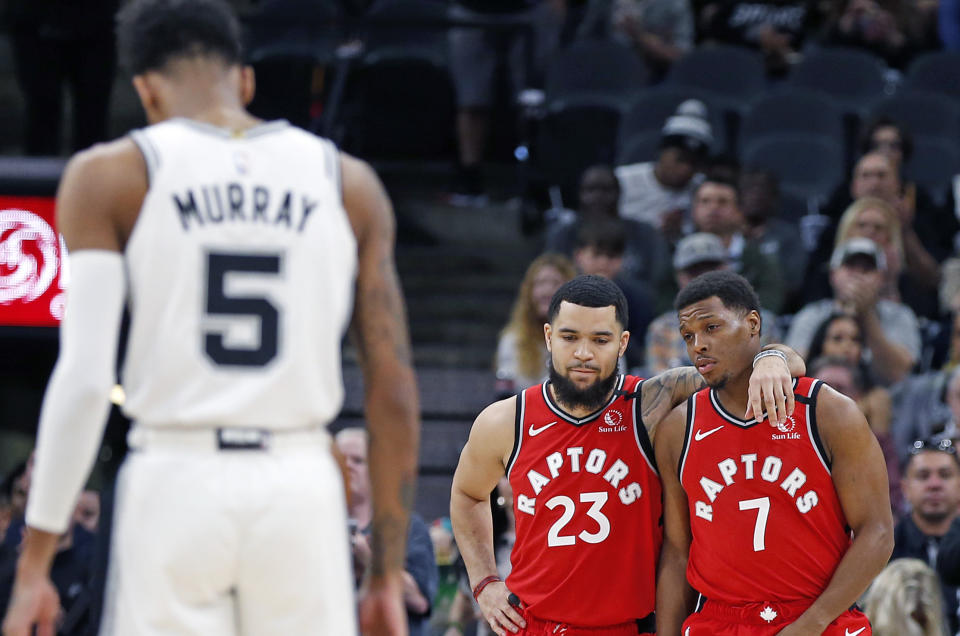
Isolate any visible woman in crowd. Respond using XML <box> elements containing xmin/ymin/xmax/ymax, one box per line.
<box><xmin>494</xmin><ymin>253</ymin><xmax>576</xmax><ymax>397</ymax></box>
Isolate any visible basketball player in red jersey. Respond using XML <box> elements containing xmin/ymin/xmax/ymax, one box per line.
<box><xmin>451</xmin><ymin>275</ymin><xmax>806</xmax><ymax>636</ymax></box>
<box><xmin>656</xmin><ymin>270</ymin><xmax>894</xmax><ymax>636</ymax></box>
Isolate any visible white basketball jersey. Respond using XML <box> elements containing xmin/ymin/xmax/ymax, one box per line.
<box><xmin>123</xmin><ymin>118</ymin><xmax>356</xmax><ymax>429</ymax></box>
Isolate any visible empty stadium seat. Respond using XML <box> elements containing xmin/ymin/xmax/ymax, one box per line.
<box><xmin>787</xmin><ymin>47</ymin><xmax>888</xmax><ymax>117</ymax></box>
<box><xmin>739</xmin><ymin>88</ymin><xmax>845</xmax><ymax>151</ymax></box>
<box><xmin>906</xmin><ymin>51</ymin><xmax>960</xmax><ymax>101</ymax></box>
<box><xmin>869</xmin><ymin>90</ymin><xmax>960</xmax><ymax>141</ymax></box>
<box><xmin>741</xmin><ymin>133</ymin><xmax>845</xmax><ymax>204</ymax></box>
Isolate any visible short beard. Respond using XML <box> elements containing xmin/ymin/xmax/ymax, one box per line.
<box><xmin>706</xmin><ymin>373</ymin><xmax>730</xmax><ymax>390</ymax></box>
<box><xmin>549</xmin><ymin>362</ymin><xmax>619</xmax><ymax>412</ymax></box>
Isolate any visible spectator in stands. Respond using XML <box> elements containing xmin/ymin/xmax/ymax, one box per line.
<box><xmin>577</xmin><ymin>0</ymin><xmax>695</xmax><ymax>81</ymax></box>
<box><xmin>615</xmin><ymin>99</ymin><xmax>712</xmax><ymax>240</ymax></box>
<box><xmin>787</xmin><ymin>237</ymin><xmax>920</xmax><ymax>384</ymax></box>
<box><xmin>544</xmin><ymin>164</ymin><xmax>669</xmax><ymax>285</ymax></box>
<box><xmin>740</xmin><ymin>168</ymin><xmax>807</xmax><ymax>306</ymax></box>
<box><xmin>820</xmin><ymin>0</ymin><xmax>925</xmax><ymax>69</ymax></box>
<box><xmin>835</xmin><ymin>197</ymin><xmax>906</xmax><ymax>302</ymax></box>
<box><xmin>893</xmin><ymin>438</ymin><xmax>960</xmax><ymax>633</ymax></box>
<box><xmin>448</xmin><ymin>0</ymin><xmax>563</xmax><ymax>201</ymax></box>
<box><xmin>690</xmin><ymin>174</ymin><xmax>786</xmax><ymax>312</ymax></box>
<box><xmin>5</xmin><ymin>0</ymin><xmax>119</xmax><ymax>155</ymax></box>
<box><xmin>863</xmin><ymin>558</ymin><xmax>949</xmax><ymax>636</ymax></box>
<box><xmin>335</xmin><ymin>428</ymin><xmax>438</xmax><ymax>636</ymax></box>
<box><xmin>72</xmin><ymin>490</ymin><xmax>99</xmax><ymax>534</ymax></box>
<box><xmin>495</xmin><ymin>253</ymin><xmax>576</xmax><ymax>395</ymax></box>
<box><xmin>808</xmin><ymin>354</ymin><xmax>900</xmax><ymax>515</ymax></box>
<box><xmin>814</xmin><ymin>150</ymin><xmax>950</xmax><ymax>317</ymax></box>
<box><xmin>698</xmin><ymin>0</ymin><xmax>817</xmax><ymax>75</ymax></box>
<box><xmin>571</xmin><ymin>218</ymin><xmax>655</xmax><ymax>368</ymax></box>
<box><xmin>644</xmin><ymin>232</ymin><xmax>779</xmax><ymax>374</ymax></box>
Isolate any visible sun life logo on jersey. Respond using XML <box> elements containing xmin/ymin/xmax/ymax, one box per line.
<box><xmin>772</xmin><ymin>415</ymin><xmax>801</xmax><ymax>440</ymax></box>
<box><xmin>599</xmin><ymin>410</ymin><xmax>627</xmax><ymax>433</ymax></box>
<box><xmin>760</xmin><ymin>606</ymin><xmax>778</xmax><ymax>623</ymax></box>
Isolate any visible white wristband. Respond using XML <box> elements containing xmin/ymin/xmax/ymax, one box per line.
<box><xmin>753</xmin><ymin>349</ymin><xmax>787</xmax><ymax>369</ymax></box>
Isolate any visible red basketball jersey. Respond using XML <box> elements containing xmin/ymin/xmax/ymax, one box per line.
<box><xmin>506</xmin><ymin>375</ymin><xmax>662</xmax><ymax>625</ymax></box>
<box><xmin>679</xmin><ymin>377</ymin><xmax>851</xmax><ymax>603</ymax></box>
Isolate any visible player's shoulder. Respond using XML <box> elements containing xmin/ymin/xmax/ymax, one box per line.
<box><xmin>467</xmin><ymin>395</ymin><xmax>519</xmax><ymax>461</ymax></box>
<box><xmin>68</xmin><ymin>137</ymin><xmax>145</xmax><ymax>182</ymax></box>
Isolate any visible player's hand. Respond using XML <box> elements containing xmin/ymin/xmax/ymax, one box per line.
<box><xmin>359</xmin><ymin>573</ymin><xmax>408</xmax><ymax>636</ymax></box>
<box><xmin>476</xmin><ymin>581</ymin><xmax>526</xmax><ymax>636</ymax></box>
<box><xmin>2</xmin><ymin>571</ymin><xmax>60</xmax><ymax>636</ymax></box>
<box><xmin>745</xmin><ymin>354</ymin><xmax>795</xmax><ymax>427</ymax></box>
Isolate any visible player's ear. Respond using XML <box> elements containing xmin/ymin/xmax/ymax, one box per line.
<box><xmin>619</xmin><ymin>329</ymin><xmax>629</xmax><ymax>358</ymax></box>
<box><xmin>544</xmin><ymin>323</ymin><xmax>552</xmax><ymax>352</ymax></box>
<box><xmin>132</xmin><ymin>74</ymin><xmax>160</xmax><ymax>121</ymax></box>
<box><xmin>240</xmin><ymin>65</ymin><xmax>256</xmax><ymax>106</ymax></box>
<box><xmin>747</xmin><ymin>310</ymin><xmax>761</xmax><ymax>338</ymax></box>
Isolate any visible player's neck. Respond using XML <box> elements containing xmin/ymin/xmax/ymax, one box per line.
<box><xmin>713</xmin><ymin>369</ymin><xmax>753</xmax><ymax>420</ymax></box>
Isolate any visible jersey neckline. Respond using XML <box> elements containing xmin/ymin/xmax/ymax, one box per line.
<box><xmin>708</xmin><ymin>377</ymin><xmax>799</xmax><ymax>429</ymax></box>
<box><xmin>541</xmin><ymin>374</ymin><xmax>625</xmax><ymax>426</ymax></box>
<box><xmin>170</xmin><ymin>117</ymin><xmax>291</xmax><ymax>139</ymax></box>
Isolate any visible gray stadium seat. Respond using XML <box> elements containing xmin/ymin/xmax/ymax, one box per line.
<box><xmin>544</xmin><ymin>39</ymin><xmax>648</xmax><ymax>110</ymax></box>
<box><xmin>787</xmin><ymin>47</ymin><xmax>888</xmax><ymax>117</ymax></box>
<box><xmin>869</xmin><ymin>91</ymin><xmax>960</xmax><ymax>141</ymax></box>
<box><xmin>738</xmin><ymin>88</ymin><xmax>844</xmax><ymax>152</ymax></box>
<box><xmin>906</xmin><ymin>52</ymin><xmax>960</xmax><ymax>101</ymax></box>
<box><xmin>666</xmin><ymin>45</ymin><xmax>766</xmax><ymax>111</ymax></box>
<box><xmin>904</xmin><ymin>137</ymin><xmax>960</xmax><ymax>205</ymax></box>
<box><xmin>741</xmin><ymin>133</ymin><xmax>845</xmax><ymax>204</ymax></box>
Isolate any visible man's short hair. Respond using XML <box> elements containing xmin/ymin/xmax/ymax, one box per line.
<box><xmin>674</xmin><ymin>270</ymin><xmax>761</xmax><ymax>317</ymax></box>
<box><xmin>574</xmin><ymin>218</ymin><xmax>626</xmax><ymax>256</ymax></box>
<box><xmin>548</xmin><ymin>275</ymin><xmax>628</xmax><ymax>330</ymax></box>
<box><xmin>694</xmin><ymin>173</ymin><xmax>740</xmax><ymax>203</ymax></box>
<box><xmin>116</xmin><ymin>0</ymin><xmax>244</xmax><ymax>75</ymax></box>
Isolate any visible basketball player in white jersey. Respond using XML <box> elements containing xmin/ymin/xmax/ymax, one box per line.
<box><xmin>2</xmin><ymin>1</ymin><xmax>419</xmax><ymax>635</ymax></box>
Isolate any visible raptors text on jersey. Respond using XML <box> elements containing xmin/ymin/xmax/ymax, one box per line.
<box><xmin>505</xmin><ymin>375</ymin><xmax>661</xmax><ymax>625</ymax></box>
<box><xmin>679</xmin><ymin>377</ymin><xmax>852</xmax><ymax>603</ymax></box>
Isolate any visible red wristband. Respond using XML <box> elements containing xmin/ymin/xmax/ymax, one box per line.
<box><xmin>472</xmin><ymin>575</ymin><xmax>502</xmax><ymax>601</ymax></box>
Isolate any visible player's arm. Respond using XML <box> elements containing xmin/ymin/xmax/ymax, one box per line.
<box><xmin>450</xmin><ymin>398</ymin><xmax>526</xmax><ymax>636</ymax></box>
<box><xmin>779</xmin><ymin>386</ymin><xmax>894</xmax><ymax>635</ymax></box>
<box><xmin>341</xmin><ymin>154</ymin><xmax>421</xmax><ymax>628</ymax></box>
<box><xmin>639</xmin><ymin>343</ymin><xmax>804</xmax><ymax>436</ymax></box>
<box><xmin>4</xmin><ymin>140</ymin><xmax>145</xmax><ymax>636</ymax></box>
<box><xmin>654</xmin><ymin>402</ymin><xmax>696</xmax><ymax>636</ymax></box>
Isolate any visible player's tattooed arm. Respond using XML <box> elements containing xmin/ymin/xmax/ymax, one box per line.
<box><xmin>343</xmin><ymin>153</ymin><xmax>420</xmax><ymax>585</ymax></box>
<box><xmin>641</xmin><ymin>344</ymin><xmax>805</xmax><ymax>435</ymax></box>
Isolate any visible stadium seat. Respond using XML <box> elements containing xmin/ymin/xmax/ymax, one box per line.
<box><xmin>741</xmin><ymin>133</ymin><xmax>845</xmax><ymax>204</ymax></box>
<box><xmin>869</xmin><ymin>91</ymin><xmax>960</xmax><ymax>141</ymax></box>
<box><xmin>906</xmin><ymin>51</ymin><xmax>960</xmax><ymax>101</ymax></box>
<box><xmin>616</xmin><ymin>129</ymin><xmax>662</xmax><ymax>166</ymax></box>
<box><xmin>787</xmin><ymin>47</ymin><xmax>888</xmax><ymax>117</ymax></box>
<box><xmin>903</xmin><ymin>137</ymin><xmax>960</xmax><ymax>205</ymax></box>
<box><xmin>536</xmin><ymin>102</ymin><xmax>621</xmax><ymax>200</ymax></box>
<box><xmin>333</xmin><ymin>0</ymin><xmax>455</xmax><ymax>158</ymax></box>
<box><xmin>666</xmin><ymin>45</ymin><xmax>766</xmax><ymax>110</ymax></box>
<box><xmin>738</xmin><ymin>88</ymin><xmax>844</xmax><ymax>152</ymax></box>
<box><xmin>543</xmin><ymin>39</ymin><xmax>648</xmax><ymax>110</ymax></box>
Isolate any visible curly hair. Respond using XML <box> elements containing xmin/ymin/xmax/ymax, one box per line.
<box><xmin>116</xmin><ymin>0</ymin><xmax>243</xmax><ymax>75</ymax></box>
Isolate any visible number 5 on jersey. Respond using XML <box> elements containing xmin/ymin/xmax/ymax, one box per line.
<box><xmin>203</xmin><ymin>251</ymin><xmax>282</xmax><ymax>367</ymax></box>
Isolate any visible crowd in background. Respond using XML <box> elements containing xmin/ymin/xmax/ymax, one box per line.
<box><xmin>7</xmin><ymin>0</ymin><xmax>960</xmax><ymax>635</ymax></box>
